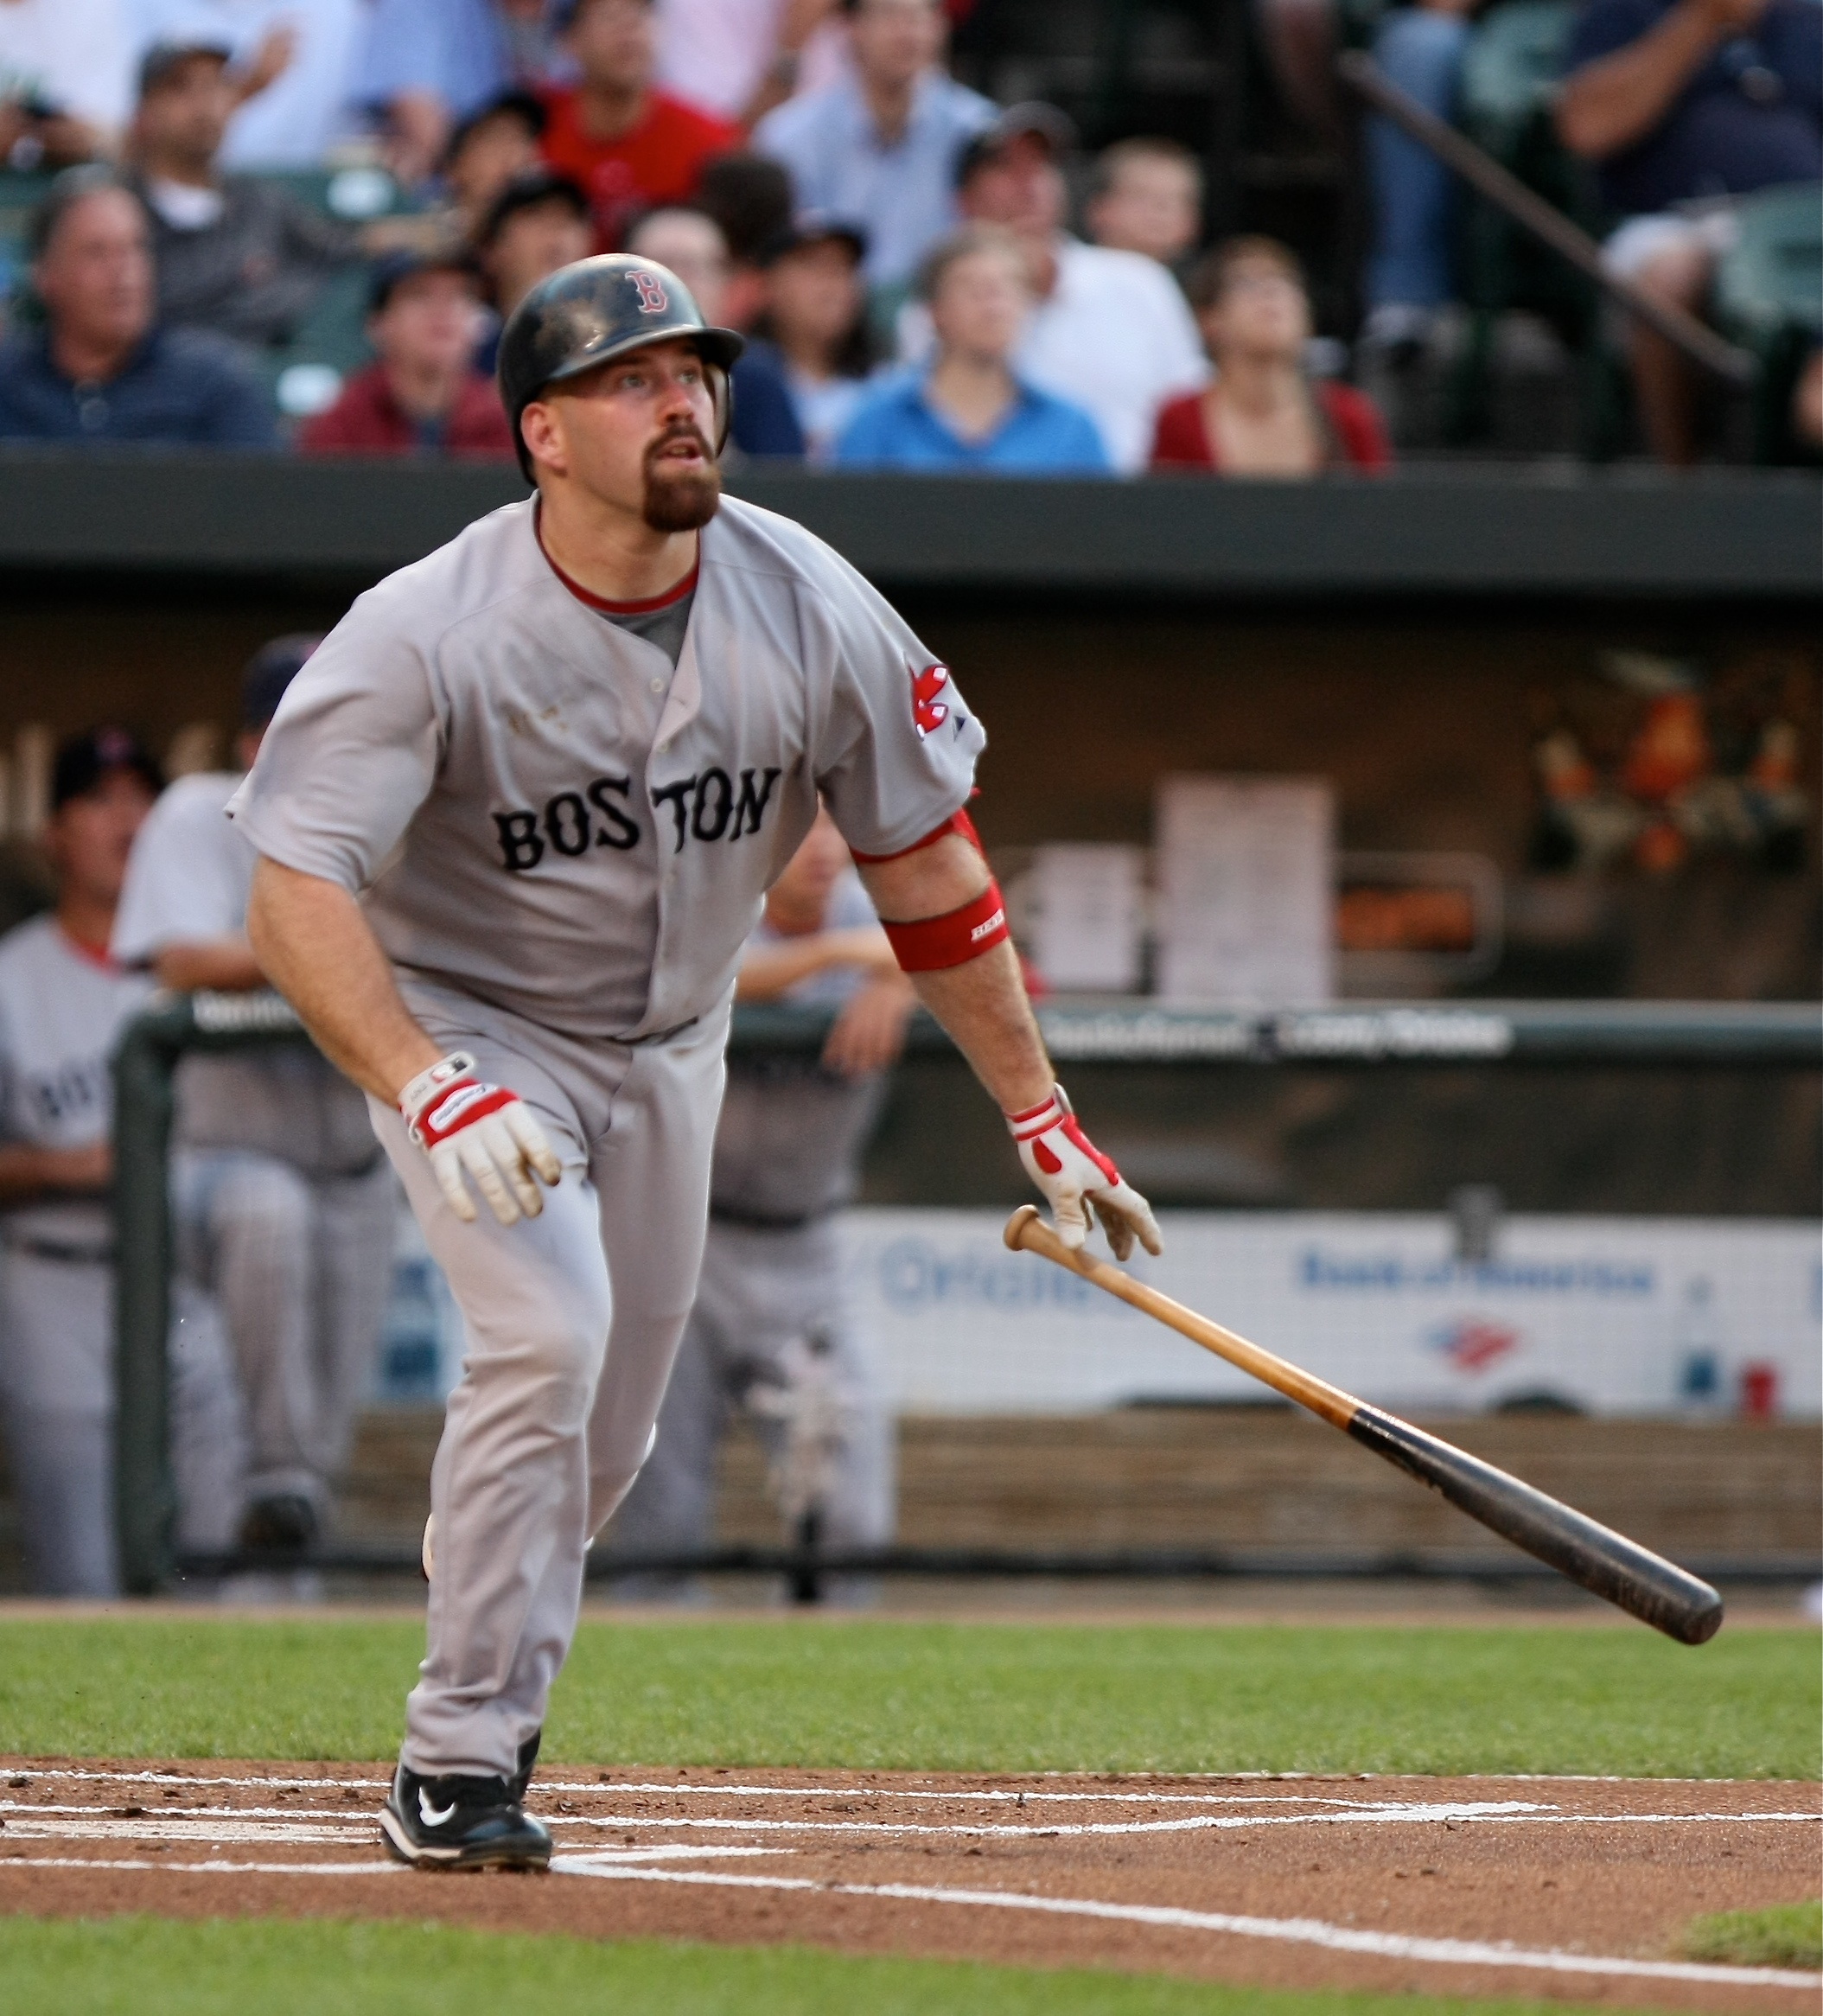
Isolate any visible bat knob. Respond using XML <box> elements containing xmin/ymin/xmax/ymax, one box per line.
<box><xmin>1004</xmin><ymin>1204</ymin><xmax>1044</xmax><ymax>1253</ymax></box>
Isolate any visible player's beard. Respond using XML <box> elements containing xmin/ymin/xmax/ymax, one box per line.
<box><xmin>641</xmin><ymin>421</ymin><xmax>722</xmax><ymax>533</ymax></box>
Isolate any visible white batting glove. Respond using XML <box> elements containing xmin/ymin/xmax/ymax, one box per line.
<box><xmin>400</xmin><ymin>1051</ymin><xmax>562</xmax><ymax>1227</ymax></box>
<box><xmin>1007</xmin><ymin>1083</ymin><xmax>1163</xmax><ymax>1261</ymax></box>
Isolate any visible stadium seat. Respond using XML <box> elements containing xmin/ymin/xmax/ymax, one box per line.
<box><xmin>1714</xmin><ymin>182</ymin><xmax>1822</xmax><ymax>463</ymax></box>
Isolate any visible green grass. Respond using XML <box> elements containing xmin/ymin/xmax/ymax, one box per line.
<box><xmin>0</xmin><ymin>1617</ymin><xmax>1815</xmax><ymax>1777</ymax></box>
<box><xmin>1681</xmin><ymin>1900</ymin><xmax>1823</xmax><ymax>1967</ymax></box>
<box><xmin>0</xmin><ymin>1916</ymin><xmax>1671</xmax><ymax>2016</ymax></box>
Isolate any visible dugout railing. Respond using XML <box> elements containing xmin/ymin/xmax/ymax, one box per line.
<box><xmin>109</xmin><ymin>991</ymin><xmax>1823</xmax><ymax>1594</ymax></box>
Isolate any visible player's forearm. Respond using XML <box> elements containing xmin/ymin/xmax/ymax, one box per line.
<box><xmin>858</xmin><ymin>835</ymin><xmax>1052</xmax><ymax>1113</ymax></box>
<box><xmin>152</xmin><ymin>936</ymin><xmax>267</xmax><ymax>993</ymax></box>
<box><xmin>736</xmin><ymin>928</ymin><xmax>893</xmax><ymax>999</ymax></box>
<box><xmin>906</xmin><ymin>941</ymin><xmax>1053</xmax><ymax>1113</ymax></box>
<box><xmin>1555</xmin><ymin>0</ymin><xmax>1723</xmax><ymax>158</ymax></box>
<box><xmin>245</xmin><ymin>858</ymin><xmax>442</xmax><ymax>1103</ymax></box>
<box><xmin>0</xmin><ymin>1139</ymin><xmax>110</xmax><ymax>1203</ymax></box>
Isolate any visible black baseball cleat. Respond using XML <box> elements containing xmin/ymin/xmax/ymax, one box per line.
<box><xmin>379</xmin><ymin>1763</ymin><xmax>552</xmax><ymax>1871</ymax></box>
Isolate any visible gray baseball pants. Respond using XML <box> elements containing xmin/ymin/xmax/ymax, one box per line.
<box><xmin>0</xmin><ymin>1251</ymin><xmax>244</xmax><ymax>1595</ymax></box>
<box><xmin>373</xmin><ymin>979</ymin><xmax>726</xmax><ymax>1780</ymax></box>
<box><xmin>171</xmin><ymin>1149</ymin><xmax>396</xmax><ymax>1513</ymax></box>
<box><xmin>607</xmin><ymin>1216</ymin><xmax>895</xmax><ymax>1598</ymax></box>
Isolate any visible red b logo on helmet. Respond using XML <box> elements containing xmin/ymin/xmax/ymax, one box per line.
<box><xmin>911</xmin><ymin>663</ymin><xmax>950</xmax><ymax>740</ymax></box>
<box><xmin>629</xmin><ymin>269</ymin><xmax>669</xmax><ymax>314</ymax></box>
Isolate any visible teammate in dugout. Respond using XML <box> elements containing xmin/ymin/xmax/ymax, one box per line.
<box><xmin>232</xmin><ymin>251</ymin><xmax>1160</xmax><ymax>1871</ymax></box>
<box><xmin>0</xmin><ymin>730</ymin><xmax>239</xmax><ymax>1594</ymax></box>
<box><xmin>113</xmin><ymin>640</ymin><xmax>398</xmax><ymax>1557</ymax></box>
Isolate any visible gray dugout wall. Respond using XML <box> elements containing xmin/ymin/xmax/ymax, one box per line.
<box><xmin>2</xmin><ymin>454</ymin><xmax>1819</xmax><ymax>1216</ymax></box>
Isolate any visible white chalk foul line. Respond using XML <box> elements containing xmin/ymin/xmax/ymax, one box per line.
<box><xmin>7</xmin><ymin>1797</ymin><xmax>1817</xmax><ymax>1846</ymax></box>
<box><xmin>551</xmin><ymin>1860</ymin><xmax>1823</xmax><ymax>1991</ymax></box>
<box><xmin>3</xmin><ymin>1837</ymin><xmax>1814</xmax><ymax>1991</ymax></box>
<box><xmin>14</xmin><ymin>1768</ymin><xmax>1818</xmax><ymax>1819</ymax></box>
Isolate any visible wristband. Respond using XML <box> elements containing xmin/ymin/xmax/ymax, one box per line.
<box><xmin>400</xmin><ymin>1050</ymin><xmax>518</xmax><ymax>1150</ymax></box>
<box><xmin>881</xmin><ymin>880</ymin><xmax>1009</xmax><ymax>972</ymax></box>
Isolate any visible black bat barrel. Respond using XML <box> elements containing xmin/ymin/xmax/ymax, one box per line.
<box><xmin>1346</xmin><ymin>1406</ymin><xmax>1724</xmax><ymax>1644</ymax></box>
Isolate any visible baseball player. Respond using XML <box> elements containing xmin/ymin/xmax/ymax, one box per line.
<box><xmin>607</xmin><ymin>804</ymin><xmax>912</xmax><ymax>1599</ymax></box>
<box><xmin>112</xmin><ymin>640</ymin><xmax>398</xmax><ymax>1555</ymax></box>
<box><xmin>231</xmin><ymin>252</ymin><xmax>1160</xmax><ymax>1871</ymax></box>
<box><xmin>0</xmin><ymin>731</ymin><xmax>160</xmax><ymax>1594</ymax></box>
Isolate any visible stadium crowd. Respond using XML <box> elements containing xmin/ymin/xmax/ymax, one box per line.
<box><xmin>0</xmin><ymin>0</ymin><xmax>1812</xmax><ymax>468</ymax></box>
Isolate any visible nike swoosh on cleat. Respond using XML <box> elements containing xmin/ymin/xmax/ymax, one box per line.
<box><xmin>418</xmin><ymin>1791</ymin><xmax>457</xmax><ymax>1827</ymax></box>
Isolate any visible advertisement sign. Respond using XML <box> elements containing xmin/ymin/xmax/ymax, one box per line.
<box><xmin>838</xmin><ymin>1209</ymin><xmax>1821</xmax><ymax>1419</ymax></box>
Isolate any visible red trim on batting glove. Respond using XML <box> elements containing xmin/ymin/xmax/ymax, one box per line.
<box><xmin>409</xmin><ymin>1078</ymin><xmax>517</xmax><ymax>1149</ymax></box>
<box><xmin>882</xmin><ymin>880</ymin><xmax>1010</xmax><ymax>972</ymax></box>
<box><xmin>851</xmin><ymin>803</ymin><xmax>985</xmax><ymax>864</ymax></box>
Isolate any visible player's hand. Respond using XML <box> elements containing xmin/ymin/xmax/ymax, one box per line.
<box><xmin>399</xmin><ymin>1051</ymin><xmax>563</xmax><ymax>1227</ymax></box>
<box><xmin>821</xmin><ymin>972</ymin><xmax>916</xmax><ymax>1077</ymax></box>
<box><xmin>1006</xmin><ymin>1083</ymin><xmax>1162</xmax><ymax>1261</ymax></box>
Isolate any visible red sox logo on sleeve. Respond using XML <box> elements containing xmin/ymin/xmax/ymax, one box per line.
<box><xmin>910</xmin><ymin>663</ymin><xmax>951</xmax><ymax>740</ymax></box>
<box><xmin>629</xmin><ymin>269</ymin><xmax>669</xmax><ymax>313</ymax></box>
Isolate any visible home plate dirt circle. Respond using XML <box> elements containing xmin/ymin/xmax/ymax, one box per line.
<box><xmin>2</xmin><ymin>1762</ymin><xmax>1817</xmax><ymax>2007</ymax></box>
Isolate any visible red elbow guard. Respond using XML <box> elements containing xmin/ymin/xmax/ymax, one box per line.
<box><xmin>882</xmin><ymin>880</ymin><xmax>1010</xmax><ymax>972</ymax></box>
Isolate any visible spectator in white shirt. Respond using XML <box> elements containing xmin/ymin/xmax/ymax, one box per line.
<box><xmin>953</xmin><ymin>103</ymin><xmax>1208</xmax><ymax>473</ymax></box>
<box><xmin>754</xmin><ymin>0</ymin><xmax>994</xmax><ymax>294</ymax></box>
<box><xmin>126</xmin><ymin>0</ymin><xmax>367</xmax><ymax>170</ymax></box>
<box><xmin>0</xmin><ymin>0</ymin><xmax>137</xmax><ymax>165</ymax></box>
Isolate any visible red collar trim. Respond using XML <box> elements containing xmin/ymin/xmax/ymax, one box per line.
<box><xmin>537</xmin><ymin>514</ymin><xmax>698</xmax><ymax>616</ymax></box>
<box><xmin>58</xmin><ymin>925</ymin><xmax>119</xmax><ymax>973</ymax></box>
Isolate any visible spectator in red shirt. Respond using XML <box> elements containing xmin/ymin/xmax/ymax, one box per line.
<box><xmin>1151</xmin><ymin>237</ymin><xmax>1390</xmax><ymax>475</ymax></box>
<box><xmin>539</xmin><ymin>0</ymin><xmax>743</xmax><ymax>249</ymax></box>
<box><xmin>298</xmin><ymin>249</ymin><xmax>513</xmax><ymax>458</ymax></box>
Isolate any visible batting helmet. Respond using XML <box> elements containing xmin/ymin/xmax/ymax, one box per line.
<box><xmin>497</xmin><ymin>254</ymin><xmax>745</xmax><ymax>482</ymax></box>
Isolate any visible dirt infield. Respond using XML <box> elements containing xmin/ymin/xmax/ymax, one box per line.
<box><xmin>0</xmin><ymin>1761</ymin><xmax>1816</xmax><ymax>2006</ymax></box>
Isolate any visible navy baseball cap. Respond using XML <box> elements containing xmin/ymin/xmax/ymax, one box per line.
<box><xmin>368</xmin><ymin>246</ymin><xmax>481</xmax><ymax>315</ymax></box>
<box><xmin>241</xmin><ymin>634</ymin><xmax>321</xmax><ymax>730</ymax></box>
<box><xmin>51</xmin><ymin>726</ymin><xmax>163</xmax><ymax>810</ymax></box>
<box><xmin>955</xmin><ymin>102</ymin><xmax>1080</xmax><ymax>188</ymax></box>
<box><xmin>756</xmin><ymin>211</ymin><xmax>868</xmax><ymax>268</ymax></box>
<box><xmin>137</xmin><ymin>38</ymin><xmax>233</xmax><ymax>98</ymax></box>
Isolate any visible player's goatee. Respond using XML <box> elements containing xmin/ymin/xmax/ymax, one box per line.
<box><xmin>642</xmin><ymin>424</ymin><xmax>722</xmax><ymax>533</ymax></box>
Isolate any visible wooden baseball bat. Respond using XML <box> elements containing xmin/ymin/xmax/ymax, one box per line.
<box><xmin>1003</xmin><ymin>1205</ymin><xmax>1724</xmax><ymax>1644</ymax></box>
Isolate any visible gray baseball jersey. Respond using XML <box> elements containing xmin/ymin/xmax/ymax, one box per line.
<box><xmin>0</xmin><ymin>914</ymin><xmax>151</xmax><ymax>1253</ymax></box>
<box><xmin>712</xmin><ymin>870</ymin><xmax>891</xmax><ymax>1224</ymax></box>
<box><xmin>112</xmin><ymin>772</ymin><xmax>377</xmax><ymax>1175</ymax></box>
<box><xmin>229</xmin><ymin>494</ymin><xmax>985</xmax><ymax>1042</ymax></box>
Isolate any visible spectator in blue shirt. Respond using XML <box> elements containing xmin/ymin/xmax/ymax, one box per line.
<box><xmin>1557</xmin><ymin>0</ymin><xmax>1821</xmax><ymax>463</ymax></box>
<box><xmin>753</xmin><ymin>0</ymin><xmax>996</xmax><ymax>297</ymax></box>
<box><xmin>836</xmin><ymin>224</ymin><xmax>1111</xmax><ymax>474</ymax></box>
<box><xmin>0</xmin><ymin>168</ymin><xmax>277</xmax><ymax>449</ymax></box>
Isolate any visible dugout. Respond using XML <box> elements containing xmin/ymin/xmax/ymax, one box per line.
<box><xmin>0</xmin><ymin>453</ymin><xmax>1816</xmax><ymax>1222</ymax></box>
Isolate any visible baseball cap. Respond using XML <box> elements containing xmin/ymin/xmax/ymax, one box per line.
<box><xmin>479</xmin><ymin>168</ymin><xmax>590</xmax><ymax>250</ymax></box>
<box><xmin>756</xmin><ymin>211</ymin><xmax>868</xmax><ymax>269</ymax></box>
<box><xmin>955</xmin><ymin>102</ymin><xmax>1080</xmax><ymax>188</ymax></box>
<box><xmin>241</xmin><ymin>635</ymin><xmax>322</xmax><ymax>730</ymax></box>
<box><xmin>137</xmin><ymin>38</ymin><xmax>233</xmax><ymax>98</ymax></box>
<box><xmin>51</xmin><ymin>727</ymin><xmax>163</xmax><ymax>811</ymax></box>
<box><xmin>368</xmin><ymin>246</ymin><xmax>481</xmax><ymax>314</ymax></box>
